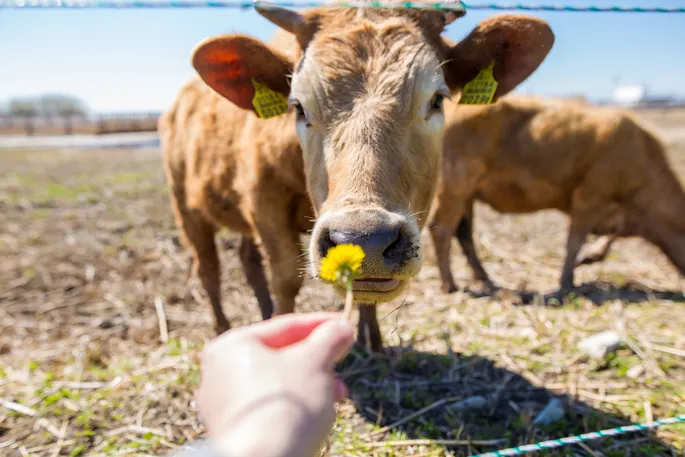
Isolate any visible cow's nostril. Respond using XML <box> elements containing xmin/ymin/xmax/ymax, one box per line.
<box><xmin>318</xmin><ymin>229</ymin><xmax>336</xmax><ymax>258</ymax></box>
<box><xmin>382</xmin><ymin>228</ymin><xmax>401</xmax><ymax>253</ymax></box>
<box><xmin>327</xmin><ymin>226</ymin><xmax>402</xmax><ymax>259</ymax></box>
<box><xmin>382</xmin><ymin>228</ymin><xmax>410</xmax><ymax>263</ymax></box>
<box><xmin>329</xmin><ymin>230</ymin><xmax>355</xmax><ymax>246</ymax></box>
<box><xmin>384</xmin><ymin>233</ymin><xmax>400</xmax><ymax>254</ymax></box>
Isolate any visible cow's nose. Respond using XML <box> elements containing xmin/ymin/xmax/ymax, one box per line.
<box><xmin>318</xmin><ymin>223</ymin><xmax>412</xmax><ymax>271</ymax></box>
<box><xmin>329</xmin><ymin>227</ymin><xmax>400</xmax><ymax>255</ymax></box>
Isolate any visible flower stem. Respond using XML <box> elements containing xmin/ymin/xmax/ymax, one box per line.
<box><xmin>342</xmin><ymin>274</ymin><xmax>354</xmax><ymax>322</ymax></box>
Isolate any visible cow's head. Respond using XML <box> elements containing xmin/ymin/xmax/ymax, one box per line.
<box><xmin>192</xmin><ymin>5</ymin><xmax>554</xmax><ymax>303</ymax></box>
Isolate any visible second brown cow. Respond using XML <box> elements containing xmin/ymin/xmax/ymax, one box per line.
<box><xmin>429</xmin><ymin>95</ymin><xmax>685</xmax><ymax>295</ymax></box>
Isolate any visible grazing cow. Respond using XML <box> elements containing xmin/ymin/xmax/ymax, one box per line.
<box><xmin>159</xmin><ymin>4</ymin><xmax>554</xmax><ymax>351</ymax></box>
<box><xmin>429</xmin><ymin>95</ymin><xmax>685</xmax><ymax>295</ymax></box>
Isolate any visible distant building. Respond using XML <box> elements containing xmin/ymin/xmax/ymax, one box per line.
<box><xmin>612</xmin><ymin>85</ymin><xmax>646</xmax><ymax>107</ymax></box>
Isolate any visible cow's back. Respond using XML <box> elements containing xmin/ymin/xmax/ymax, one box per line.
<box><xmin>442</xmin><ymin>96</ymin><xmax>650</xmax><ymax>213</ymax></box>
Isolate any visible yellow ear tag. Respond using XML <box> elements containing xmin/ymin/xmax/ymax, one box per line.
<box><xmin>251</xmin><ymin>78</ymin><xmax>289</xmax><ymax>119</ymax></box>
<box><xmin>459</xmin><ymin>61</ymin><xmax>499</xmax><ymax>105</ymax></box>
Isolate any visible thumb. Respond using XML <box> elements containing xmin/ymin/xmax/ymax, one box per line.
<box><xmin>293</xmin><ymin>318</ymin><xmax>355</xmax><ymax>370</ymax></box>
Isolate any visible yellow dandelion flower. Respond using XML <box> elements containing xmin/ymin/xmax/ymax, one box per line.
<box><xmin>319</xmin><ymin>244</ymin><xmax>366</xmax><ymax>283</ymax></box>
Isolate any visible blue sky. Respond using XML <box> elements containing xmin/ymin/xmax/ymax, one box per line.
<box><xmin>1</xmin><ymin>0</ymin><xmax>683</xmax><ymax>113</ymax></box>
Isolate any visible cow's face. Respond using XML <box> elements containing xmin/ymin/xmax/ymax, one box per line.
<box><xmin>192</xmin><ymin>6</ymin><xmax>554</xmax><ymax>303</ymax></box>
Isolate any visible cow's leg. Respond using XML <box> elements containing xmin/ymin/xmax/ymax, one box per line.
<box><xmin>429</xmin><ymin>158</ymin><xmax>483</xmax><ymax>295</ymax></box>
<box><xmin>576</xmin><ymin>234</ymin><xmax>617</xmax><ymax>266</ymax></box>
<box><xmin>560</xmin><ymin>192</ymin><xmax>608</xmax><ymax>293</ymax></box>
<box><xmin>239</xmin><ymin>235</ymin><xmax>274</xmax><ymax>320</ymax></box>
<box><xmin>560</xmin><ymin>225</ymin><xmax>587</xmax><ymax>292</ymax></box>
<box><xmin>429</xmin><ymin>197</ymin><xmax>466</xmax><ymax>294</ymax></box>
<box><xmin>357</xmin><ymin>304</ymin><xmax>384</xmax><ymax>353</ymax></box>
<box><xmin>454</xmin><ymin>199</ymin><xmax>496</xmax><ymax>292</ymax></box>
<box><xmin>170</xmin><ymin>195</ymin><xmax>228</xmax><ymax>334</ymax></box>
<box><xmin>253</xmin><ymin>202</ymin><xmax>304</xmax><ymax>317</ymax></box>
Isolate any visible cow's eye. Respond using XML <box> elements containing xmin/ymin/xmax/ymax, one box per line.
<box><xmin>429</xmin><ymin>93</ymin><xmax>445</xmax><ymax>113</ymax></box>
<box><xmin>294</xmin><ymin>101</ymin><xmax>305</xmax><ymax>117</ymax></box>
<box><xmin>292</xmin><ymin>100</ymin><xmax>311</xmax><ymax>127</ymax></box>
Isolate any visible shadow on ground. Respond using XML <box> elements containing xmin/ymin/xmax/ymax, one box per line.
<box><xmin>338</xmin><ymin>346</ymin><xmax>680</xmax><ymax>457</ymax></box>
<box><xmin>461</xmin><ymin>280</ymin><xmax>685</xmax><ymax>308</ymax></box>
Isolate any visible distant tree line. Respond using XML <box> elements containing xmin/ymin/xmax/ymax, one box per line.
<box><xmin>1</xmin><ymin>94</ymin><xmax>91</xmax><ymax>119</ymax></box>
<box><xmin>0</xmin><ymin>94</ymin><xmax>159</xmax><ymax>136</ymax></box>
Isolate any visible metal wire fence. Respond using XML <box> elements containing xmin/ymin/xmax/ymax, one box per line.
<box><xmin>1</xmin><ymin>0</ymin><xmax>685</xmax><ymax>12</ymax></box>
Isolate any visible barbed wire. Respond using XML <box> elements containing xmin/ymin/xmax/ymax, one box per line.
<box><xmin>475</xmin><ymin>3</ymin><xmax>685</xmax><ymax>12</ymax></box>
<box><xmin>472</xmin><ymin>414</ymin><xmax>685</xmax><ymax>457</ymax></box>
<box><xmin>3</xmin><ymin>0</ymin><xmax>683</xmax><ymax>456</ymax></box>
<box><xmin>1</xmin><ymin>0</ymin><xmax>684</xmax><ymax>12</ymax></box>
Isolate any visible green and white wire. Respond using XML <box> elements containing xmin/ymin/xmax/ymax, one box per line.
<box><xmin>471</xmin><ymin>414</ymin><xmax>685</xmax><ymax>457</ymax></box>
<box><xmin>1</xmin><ymin>0</ymin><xmax>684</xmax><ymax>12</ymax></box>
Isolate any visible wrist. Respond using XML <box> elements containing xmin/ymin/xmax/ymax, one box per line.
<box><xmin>210</xmin><ymin>401</ymin><xmax>316</xmax><ymax>457</ymax></box>
<box><xmin>213</xmin><ymin>434</ymin><xmax>282</xmax><ymax>457</ymax></box>
<box><xmin>212</xmin><ymin>422</ymin><xmax>298</xmax><ymax>457</ymax></box>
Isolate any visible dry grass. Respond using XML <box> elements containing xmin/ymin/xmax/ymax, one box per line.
<box><xmin>1</xmin><ymin>111</ymin><xmax>685</xmax><ymax>457</ymax></box>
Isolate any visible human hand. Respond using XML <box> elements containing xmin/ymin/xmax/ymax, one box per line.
<box><xmin>195</xmin><ymin>312</ymin><xmax>356</xmax><ymax>457</ymax></box>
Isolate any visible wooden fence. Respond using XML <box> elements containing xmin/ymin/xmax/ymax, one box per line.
<box><xmin>0</xmin><ymin>112</ymin><xmax>160</xmax><ymax>136</ymax></box>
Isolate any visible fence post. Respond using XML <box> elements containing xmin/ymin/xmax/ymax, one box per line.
<box><xmin>25</xmin><ymin>118</ymin><xmax>34</xmax><ymax>136</ymax></box>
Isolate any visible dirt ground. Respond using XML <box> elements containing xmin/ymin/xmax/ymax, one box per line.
<box><xmin>1</xmin><ymin>108</ymin><xmax>685</xmax><ymax>457</ymax></box>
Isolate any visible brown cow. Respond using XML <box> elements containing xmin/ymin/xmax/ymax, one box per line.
<box><xmin>159</xmin><ymin>5</ymin><xmax>554</xmax><ymax>351</ymax></box>
<box><xmin>429</xmin><ymin>95</ymin><xmax>685</xmax><ymax>295</ymax></box>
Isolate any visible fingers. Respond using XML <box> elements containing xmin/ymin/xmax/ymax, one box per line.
<box><xmin>333</xmin><ymin>376</ymin><xmax>348</xmax><ymax>403</ymax></box>
<box><xmin>256</xmin><ymin>313</ymin><xmax>348</xmax><ymax>349</ymax></box>
<box><xmin>207</xmin><ymin>312</ymin><xmax>345</xmax><ymax>349</ymax></box>
<box><xmin>294</xmin><ymin>319</ymin><xmax>356</xmax><ymax>370</ymax></box>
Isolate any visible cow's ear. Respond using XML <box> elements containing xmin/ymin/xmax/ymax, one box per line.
<box><xmin>255</xmin><ymin>3</ymin><xmax>322</xmax><ymax>48</ymax></box>
<box><xmin>192</xmin><ymin>34</ymin><xmax>293</xmax><ymax>117</ymax></box>
<box><xmin>443</xmin><ymin>14</ymin><xmax>554</xmax><ymax>101</ymax></box>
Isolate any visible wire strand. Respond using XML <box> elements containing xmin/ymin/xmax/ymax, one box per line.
<box><xmin>471</xmin><ymin>415</ymin><xmax>685</xmax><ymax>457</ymax></box>
<box><xmin>1</xmin><ymin>0</ymin><xmax>684</xmax><ymax>12</ymax></box>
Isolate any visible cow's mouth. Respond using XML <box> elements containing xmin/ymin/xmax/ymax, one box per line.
<box><xmin>351</xmin><ymin>278</ymin><xmax>401</xmax><ymax>293</ymax></box>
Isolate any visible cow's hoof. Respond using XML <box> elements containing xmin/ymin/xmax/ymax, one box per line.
<box><xmin>213</xmin><ymin>320</ymin><xmax>231</xmax><ymax>335</ymax></box>
<box><xmin>441</xmin><ymin>281</ymin><xmax>458</xmax><ymax>294</ymax></box>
